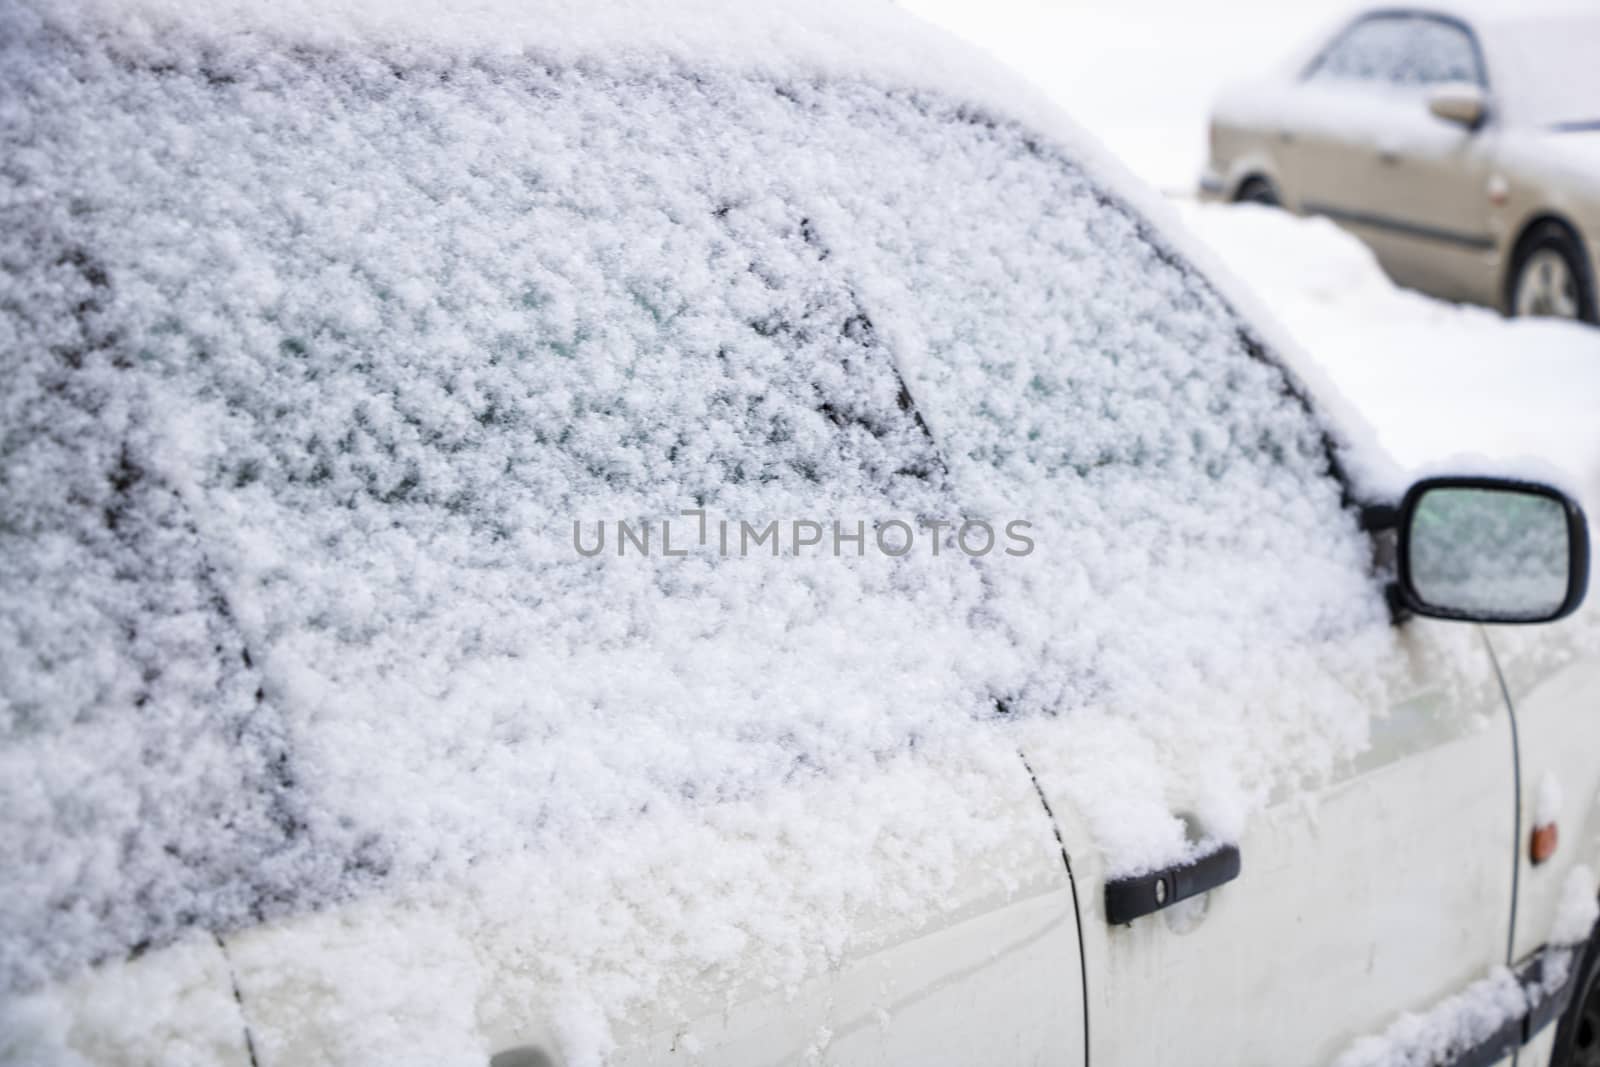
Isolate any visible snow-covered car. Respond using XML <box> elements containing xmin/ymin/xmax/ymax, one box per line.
<box><xmin>3</xmin><ymin>2</ymin><xmax>1600</xmax><ymax>1066</ymax></box>
<box><xmin>1200</xmin><ymin>2</ymin><xmax>1600</xmax><ymax>324</ymax></box>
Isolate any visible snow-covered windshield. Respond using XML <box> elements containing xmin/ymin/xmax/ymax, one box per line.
<box><xmin>1</xmin><ymin>0</ymin><xmax>1390</xmax><ymax>1027</ymax></box>
<box><xmin>1495</xmin><ymin>16</ymin><xmax>1600</xmax><ymax>127</ymax></box>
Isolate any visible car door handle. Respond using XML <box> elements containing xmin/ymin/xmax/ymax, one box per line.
<box><xmin>1277</xmin><ymin>129</ymin><xmax>1296</xmax><ymax>144</ymax></box>
<box><xmin>1378</xmin><ymin>148</ymin><xmax>1401</xmax><ymax>165</ymax></box>
<box><xmin>1104</xmin><ymin>844</ymin><xmax>1242</xmax><ymax>924</ymax></box>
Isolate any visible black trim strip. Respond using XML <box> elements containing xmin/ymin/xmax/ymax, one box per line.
<box><xmin>1303</xmin><ymin>201</ymin><xmax>1496</xmax><ymax>251</ymax></box>
<box><xmin>1449</xmin><ymin>1015</ymin><xmax>1523</xmax><ymax>1067</ymax></box>
<box><xmin>1549</xmin><ymin>120</ymin><xmax>1600</xmax><ymax>133</ymax></box>
<box><xmin>1522</xmin><ymin>947</ymin><xmax>1578</xmax><ymax>1042</ymax></box>
<box><xmin>1438</xmin><ymin>943</ymin><xmax>1582</xmax><ymax>1067</ymax></box>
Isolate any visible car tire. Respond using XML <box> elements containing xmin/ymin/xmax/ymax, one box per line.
<box><xmin>1508</xmin><ymin>221</ymin><xmax>1598</xmax><ymax>324</ymax></box>
<box><xmin>1235</xmin><ymin>177</ymin><xmax>1281</xmax><ymax>208</ymax></box>
<box><xmin>1552</xmin><ymin>918</ymin><xmax>1600</xmax><ymax>1067</ymax></box>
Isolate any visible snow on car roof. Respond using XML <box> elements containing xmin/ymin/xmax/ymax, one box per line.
<box><xmin>2</xmin><ymin>0</ymin><xmax>1417</xmax><ymax>1058</ymax></box>
<box><xmin>17</xmin><ymin>0</ymin><xmax>1080</xmax><ymax>117</ymax></box>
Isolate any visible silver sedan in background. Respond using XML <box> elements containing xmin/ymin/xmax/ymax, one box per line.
<box><xmin>1202</xmin><ymin>2</ymin><xmax>1600</xmax><ymax>324</ymax></box>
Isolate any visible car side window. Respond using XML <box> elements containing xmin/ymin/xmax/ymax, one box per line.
<box><xmin>0</xmin><ymin>55</ymin><xmax>967</xmax><ymax>986</ymax></box>
<box><xmin>807</xmin><ymin>85</ymin><xmax>1385</xmax><ymax>723</ymax></box>
<box><xmin>1308</xmin><ymin>13</ymin><xmax>1485</xmax><ymax>89</ymax></box>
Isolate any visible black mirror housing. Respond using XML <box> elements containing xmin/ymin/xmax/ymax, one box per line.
<box><xmin>1394</xmin><ymin>476</ymin><xmax>1589</xmax><ymax>624</ymax></box>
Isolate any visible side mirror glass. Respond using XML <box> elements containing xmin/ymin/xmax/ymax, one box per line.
<box><xmin>1398</xmin><ymin>477</ymin><xmax>1588</xmax><ymax>623</ymax></box>
<box><xmin>1427</xmin><ymin>83</ymin><xmax>1487</xmax><ymax>129</ymax></box>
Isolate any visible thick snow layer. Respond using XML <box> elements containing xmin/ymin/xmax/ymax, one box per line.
<box><xmin>0</xmin><ymin>0</ymin><xmax>1417</xmax><ymax>1057</ymax></box>
<box><xmin>0</xmin><ymin>935</ymin><xmax>253</xmax><ymax>1067</ymax></box>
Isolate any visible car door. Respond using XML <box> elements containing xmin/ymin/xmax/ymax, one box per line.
<box><xmin>1279</xmin><ymin>12</ymin><xmax>1424</xmax><ymax>219</ymax></box>
<box><xmin>1290</xmin><ymin>11</ymin><xmax>1497</xmax><ymax>299</ymax></box>
<box><xmin>812</xmin><ymin>79</ymin><xmax>1523</xmax><ymax>1062</ymax></box>
<box><xmin>575</xmin><ymin>71</ymin><xmax>1522</xmax><ymax>1067</ymax></box>
<box><xmin>1352</xmin><ymin>14</ymin><xmax>1500</xmax><ymax>303</ymax></box>
<box><xmin>993</xmin><ymin>350</ymin><xmax>1521</xmax><ymax>1061</ymax></box>
<box><xmin>810</xmin><ymin>87</ymin><xmax>1523</xmax><ymax>1064</ymax></box>
<box><xmin>1025</xmin><ymin>623</ymin><xmax>1516</xmax><ymax>1066</ymax></box>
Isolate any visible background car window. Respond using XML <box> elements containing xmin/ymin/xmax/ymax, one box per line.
<box><xmin>1308</xmin><ymin>14</ymin><xmax>1485</xmax><ymax>89</ymax></box>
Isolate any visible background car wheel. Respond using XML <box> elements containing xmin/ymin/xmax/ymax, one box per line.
<box><xmin>1509</xmin><ymin>222</ymin><xmax>1598</xmax><ymax>324</ymax></box>
<box><xmin>1234</xmin><ymin>176</ymin><xmax>1281</xmax><ymax>208</ymax></box>
<box><xmin>1553</xmin><ymin>919</ymin><xmax>1600</xmax><ymax>1067</ymax></box>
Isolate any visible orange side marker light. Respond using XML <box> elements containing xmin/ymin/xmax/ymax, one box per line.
<box><xmin>1530</xmin><ymin>822</ymin><xmax>1559</xmax><ymax>866</ymax></box>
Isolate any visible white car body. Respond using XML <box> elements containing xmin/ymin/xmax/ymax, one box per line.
<box><xmin>26</xmin><ymin>623</ymin><xmax>1600</xmax><ymax>1067</ymax></box>
<box><xmin>3</xmin><ymin>2</ymin><xmax>1598</xmax><ymax>1066</ymax></box>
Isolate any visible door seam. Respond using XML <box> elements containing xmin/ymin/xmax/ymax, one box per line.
<box><xmin>1479</xmin><ymin>627</ymin><xmax>1521</xmax><ymax>969</ymax></box>
<box><xmin>1019</xmin><ymin>750</ymin><xmax>1092</xmax><ymax>1067</ymax></box>
<box><xmin>1478</xmin><ymin>627</ymin><xmax>1523</xmax><ymax>1065</ymax></box>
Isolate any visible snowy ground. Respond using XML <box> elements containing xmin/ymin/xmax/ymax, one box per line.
<box><xmin>905</xmin><ymin>0</ymin><xmax>1600</xmax><ymax>505</ymax></box>
<box><xmin>1180</xmin><ymin>203</ymin><xmax>1600</xmax><ymax>503</ymax></box>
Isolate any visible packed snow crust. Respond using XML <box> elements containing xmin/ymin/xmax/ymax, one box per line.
<box><xmin>1</xmin><ymin>0</ymin><xmax>1427</xmax><ymax>1056</ymax></box>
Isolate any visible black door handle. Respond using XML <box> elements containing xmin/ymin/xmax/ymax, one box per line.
<box><xmin>1104</xmin><ymin>844</ymin><xmax>1242</xmax><ymax>924</ymax></box>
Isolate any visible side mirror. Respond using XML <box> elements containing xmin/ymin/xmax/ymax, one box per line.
<box><xmin>1427</xmin><ymin>83</ymin><xmax>1487</xmax><ymax>130</ymax></box>
<box><xmin>1396</xmin><ymin>477</ymin><xmax>1589</xmax><ymax>624</ymax></box>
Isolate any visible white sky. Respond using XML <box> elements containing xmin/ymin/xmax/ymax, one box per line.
<box><xmin>899</xmin><ymin>0</ymin><xmax>1364</xmax><ymax>191</ymax></box>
